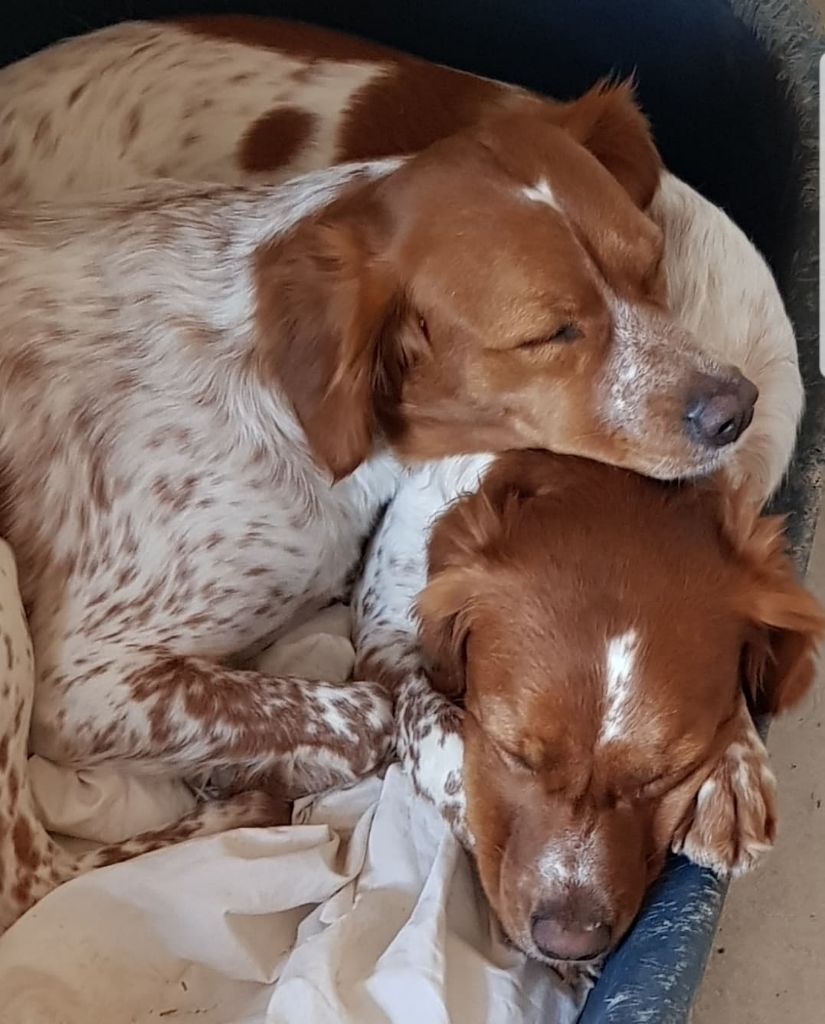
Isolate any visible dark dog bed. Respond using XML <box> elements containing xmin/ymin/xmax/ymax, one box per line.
<box><xmin>3</xmin><ymin>2</ymin><xmax>822</xmax><ymax>1020</ymax></box>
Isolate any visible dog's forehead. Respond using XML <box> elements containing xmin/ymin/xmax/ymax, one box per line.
<box><xmin>469</xmin><ymin>121</ymin><xmax>665</xmax><ymax>279</ymax></box>
<box><xmin>400</xmin><ymin>177</ymin><xmax>574</xmax><ymax>266</ymax></box>
<box><xmin>471</xmin><ymin>606</ymin><xmax>740</xmax><ymax>763</ymax></box>
<box><xmin>463</xmin><ymin>466</ymin><xmax>749</xmax><ymax>759</ymax></box>
<box><xmin>391</xmin><ymin>138</ymin><xmax>656</xmax><ymax>298</ymax></box>
<box><xmin>397</xmin><ymin>204</ymin><xmax>611</xmax><ymax>348</ymax></box>
<box><xmin>597</xmin><ymin>624</ymin><xmax>749</xmax><ymax>780</ymax></box>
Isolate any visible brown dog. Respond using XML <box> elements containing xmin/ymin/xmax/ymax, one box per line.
<box><xmin>355</xmin><ymin>452</ymin><xmax>824</xmax><ymax>965</ymax></box>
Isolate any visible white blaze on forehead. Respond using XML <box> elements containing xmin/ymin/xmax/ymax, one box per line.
<box><xmin>522</xmin><ymin>178</ymin><xmax>561</xmax><ymax>210</ymax></box>
<box><xmin>600</xmin><ymin>629</ymin><xmax>639</xmax><ymax>743</ymax></box>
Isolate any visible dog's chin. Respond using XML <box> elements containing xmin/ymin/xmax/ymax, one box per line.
<box><xmin>637</xmin><ymin>446</ymin><xmax>726</xmax><ymax>482</ymax></box>
<box><xmin>531</xmin><ymin>946</ymin><xmax>605</xmax><ymax>986</ymax></box>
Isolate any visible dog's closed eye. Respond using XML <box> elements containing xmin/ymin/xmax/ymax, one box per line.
<box><xmin>518</xmin><ymin>323</ymin><xmax>581</xmax><ymax>348</ymax></box>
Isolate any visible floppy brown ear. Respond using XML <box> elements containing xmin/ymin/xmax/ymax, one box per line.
<box><xmin>254</xmin><ymin>192</ymin><xmax>422</xmax><ymax>481</ymax></box>
<box><xmin>556</xmin><ymin>78</ymin><xmax>661</xmax><ymax>209</ymax></box>
<box><xmin>741</xmin><ymin>577</ymin><xmax>824</xmax><ymax>716</ymax></box>
<box><xmin>417</xmin><ymin>466</ymin><xmax>559</xmax><ymax>695</ymax></box>
<box><xmin>726</xmin><ymin>495</ymin><xmax>825</xmax><ymax>715</ymax></box>
<box><xmin>415</xmin><ymin>566</ymin><xmax>480</xmax><ymax>698</ymax></box>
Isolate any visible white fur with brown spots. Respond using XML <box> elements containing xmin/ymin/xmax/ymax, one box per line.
<box><xmin>0</xmin><ymin>18</ymin><xmax>801</xmax><ymax>502</ymax></box>
<box><xmin>0</xmin><ymin>538</ymin><xmax>296</xmax><ymax>934</ymax></box>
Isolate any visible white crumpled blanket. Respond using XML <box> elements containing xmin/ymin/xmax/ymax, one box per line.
<box><xmin>0</xmin><ymin>585</ymin><xmax>583</xmax><ymax>1024</ymax></box>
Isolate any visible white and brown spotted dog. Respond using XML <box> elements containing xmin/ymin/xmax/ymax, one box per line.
<box><xmin>0</xmin><ymin>18</ymin><xmax>804</xmax><ymax>933</ymax></box>
<box><xmin>0</xmin><ymin>16</ymin><xmax>799</xmax><ymax>501</ymax></box>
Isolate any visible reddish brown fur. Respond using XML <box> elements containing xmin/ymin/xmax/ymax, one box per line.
<box><xmin>173</xmin><ymin>19</ymin><xmax>746</xmax><ymax>488</ymax></box>
<box><xmin>238</xmin><ymin>106</ymin><xmax>317</xmax><ymax>173</ymax></box>
<box><xmin>416</xmin><ymin>452</ymin><xmax>824</xmax><ymax>959</ymax></box>
<box><xmin>254</xmin><ymin>95</ymin><xmax>729</xmax><ymax>482</ymax></box>
<box><xmin>337</xmin><ymin>59</ymin><xmax>511</xmax><ymax>165</ymax></box>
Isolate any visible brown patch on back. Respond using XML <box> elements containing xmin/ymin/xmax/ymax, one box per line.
<box><xmin>238</xmin><ymin>107</ymin><xmax>317</xmax><ymax>174</ymax></box>
<box><xmin>173</xmin><ymin>14</ymin><xmax>517</xmax><ymax>164</ymax></box>
<box><xmin>337</xmin><ymin>61</ymin><xmax>510</xmax><ymax>163</ymax></box>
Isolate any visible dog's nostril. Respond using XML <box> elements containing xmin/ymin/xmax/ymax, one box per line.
<box><xmin>530</xmin><ymin>914</ymin><xmax>611</xmax><ymax>962</ymax></box>
<box><xmin>684</xmin><ymin>373</ymin><xmax>759</xmax><ymax>449</ymax></box>
<box><xmin>714</xmin><ymin>414</ymin><xmax>740</xmax><ymax>446</ymax></box>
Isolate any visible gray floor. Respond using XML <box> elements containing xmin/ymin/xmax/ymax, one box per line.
<box><xmin>693</xmin><ymin>506</ymin><xmax>825</xmax><ymax>1021</ymax></box>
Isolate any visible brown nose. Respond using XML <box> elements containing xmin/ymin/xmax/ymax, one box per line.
<box><xmin>684</xmin><ymin>370</ymin><xmax>759</xmax><ymax>449</ymax></box>
<box><xmin>531</xmin><ymin>900</ymin><xmax>612</xmax><ymax>961</ymax></box>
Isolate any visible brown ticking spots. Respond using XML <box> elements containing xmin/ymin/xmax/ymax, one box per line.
<box><xmin>12</xmin><ymin>817</ymin><xmax>39</xmax><ymax>871</ymax></box>
<box><xmin>122</xmin><ymin>105</ymin><xmax>143</xmax><ymax>150</ymax></box>
<box><xmin>67</xmin><ymin>81</ymin><xmax>90</xmax><ymax>107</ymax></box>
<box><xmin>32</xmin><ymin>113</ymin><xmax>52</xmax><ymax>148</ymax></box>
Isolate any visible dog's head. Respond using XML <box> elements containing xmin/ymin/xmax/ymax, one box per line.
<box><xmin>256</xmin><ymin>81</ymin><xmax>756</xmax><ymax>480</ymax></box>
<box><xmin>415</xmin><ymin>452</ymin><xmax>823</xmax><ymax>965</ymax></box>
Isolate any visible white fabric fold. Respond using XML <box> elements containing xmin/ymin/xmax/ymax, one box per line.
<box><xmin>1</xmin><ymin>585</ymin><xmax>583</xmax><ymax>1023</ymax></box>
<box><xmin>0</xmin><ymin>768</ymin><xmax>582</xmax><ymax>1023</ymax></box>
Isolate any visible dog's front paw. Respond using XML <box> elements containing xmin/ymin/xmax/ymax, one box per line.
<box><xmin>673</xmin><ymin>722</ymin><xmax>777</xmax><ymax>877</ymax></box>
<box><xmin>395</xmin><ymin>673</ymin><xmax>471</xmax><ymax>847</ymax></box>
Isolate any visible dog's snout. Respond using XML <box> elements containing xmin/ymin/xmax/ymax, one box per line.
<box><xmin>530</xmin><ymin>896</ymin><xmax>612</xmax><ymax>962</ymax></box>
<box><xmin>684</xmin><ymin>371</ymin><xmax>759</xmax><ymax>449</ymax></box>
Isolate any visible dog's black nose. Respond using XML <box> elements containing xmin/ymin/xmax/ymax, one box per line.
<box><xmin>531</xmin><ymin>912</ymin><xmax>611</xmax><ymax>962</ymax></box>
<box><xmin>531</xmin><ymin>893</ymin><xmax>612</xmax><ymax>962</ymax></box>
<box><xmin>684</xmin><ymin>371</ymin><xmax>758</xmax><ymax>448</ymax></box>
